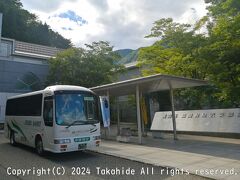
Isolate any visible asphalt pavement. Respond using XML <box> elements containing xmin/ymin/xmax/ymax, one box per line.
<box><xmin>0</xmin><ymin>132</ymin><xmax>208</xmax><ymax>180</ymax></box>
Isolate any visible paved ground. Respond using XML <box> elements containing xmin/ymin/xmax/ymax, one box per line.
<box><xmin>92</xmin><ymin>134</ymin><xmax>240</xmax><ymax>180</ymax></box>
<box><xmin>0</xmin><ymin>132</ymin><xmax>207</xmax><ymax>180</ymax></box>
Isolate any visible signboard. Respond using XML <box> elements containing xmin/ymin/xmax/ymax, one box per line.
<box><xmin>100</xmin><ymin>96</ymin><xmax>110</xmax><ymax>127</ymax></box>
<box><xmin>151</xmin><ymin>108</ymin><xmax>240</xmax><ymax>133</ymax></box>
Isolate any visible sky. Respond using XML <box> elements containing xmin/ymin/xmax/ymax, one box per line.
<box><xmin>21</xmin><ymin>0</ymin><xmax>207</xmax><ymax>50</ymax></box>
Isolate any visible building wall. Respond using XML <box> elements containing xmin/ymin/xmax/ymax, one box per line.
<box><xmin>118</xmin><ymin>65</ymin><xmax>141</xmax><ymax>81</ymax></box>
<box><xmin>0</xmin><ymin>59</ymin><xmax>48</xmax><ymax>92</ymax></box>
<box><xmin>0</xmin><ymin>38</ymin><xmax>50</xmax><ymax>123</ymax></box>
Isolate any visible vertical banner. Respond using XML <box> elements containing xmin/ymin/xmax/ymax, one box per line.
<box><xmin>100</xmin><ymin>96</ymin><xmax>110</xmax><ymax>127</ymax></box>
<box><xmin>140</xmin><ymin>97</ymin><xmax>148</xmax><ymax>125</ymax></box>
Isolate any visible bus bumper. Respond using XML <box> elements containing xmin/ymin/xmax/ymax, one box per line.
<box><xmin>48</xmin><ymin>140</ymin><xmax>101</xmax><ymax>153</ymax></box>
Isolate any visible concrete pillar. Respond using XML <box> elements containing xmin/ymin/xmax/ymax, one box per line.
<box><xmin>106</xmin><ymin>90</ymin><xmax>110</xmax><ymax>135</ymax></box>
<box><xmin>117</xmin><ymin>97</ymin><xmax>120</xmax><ymax>135</ymax></box>
<box><xmin>140</xmin><ymin>92</ymin><xmax>145</xmax><ymax>135</ymax></box>
<box><xmin>168</xmin><ymin>81</ymin><xmax>177</xmax><ymax>140</ymax></box>
<box><xmin>136</xmin><ymin>84</ymin><xmax>142</xmax><ymax>144</ymax></box>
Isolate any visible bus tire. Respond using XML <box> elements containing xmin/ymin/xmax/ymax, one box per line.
<box><xmin>35</xmin><ymin>136</ymin><xmax>44</xmax><ymax>156</ymax></box>
<box><xmin>10</xmin><ymin>131</ymin><xmax>17</xmax><ymax>146</ymax></box>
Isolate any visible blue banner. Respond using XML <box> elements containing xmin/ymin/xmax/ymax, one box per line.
<box><xmin>100</xmin><ymin>96</ymin><xmax>110</xmax><ymax>127</ymax></box>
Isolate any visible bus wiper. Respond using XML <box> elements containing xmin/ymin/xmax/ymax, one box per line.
<box><xmin>80</xmin><ymin>120</ymin><xmax>97</xmax><ymax>127</ymax></box>
<box><xmin>86</xmin><ymin>120</ymin><xmax>98</xmax><ymax>125</ymax></box>
<box><xmin>66</xmin><ymin>120</ymin><xmax>98</xmax><ymax>128</ymax></box>
<box><xmin>66</xmin><ymin>120</ymin><xmax>85</xmax><ymax>128</ymax></box>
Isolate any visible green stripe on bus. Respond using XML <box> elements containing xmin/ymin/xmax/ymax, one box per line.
<box><xmin>11</xmin><ymin>121</ymin><xmax>27</xmax><ymax>141</ymax></box>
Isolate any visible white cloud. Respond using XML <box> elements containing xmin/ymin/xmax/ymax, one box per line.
<box><xmin>21</xmin><ymin>0</ymin><xmax>207</xmax><ymax>50</ymax></box>
<box><xmin>21</xmin><ymin>0</ymin><xmax>77</xmax><ymax>12</ymax></box>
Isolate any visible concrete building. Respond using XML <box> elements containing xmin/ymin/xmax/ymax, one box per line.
<box><xmin>0</xmin><ymin>37</ymin><xmax>61</xmax><ymax>123</ymax></box>
<box><xmin>118</xmin><ymin>61</ymin><xmax>141</xmax><ymax>81</ymax></box>
<box><xmin>0</xmin><ymin>36</ymin><xmax>140</xmax><ymax>124</ymax></box>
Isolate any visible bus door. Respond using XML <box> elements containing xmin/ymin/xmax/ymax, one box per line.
<box><xmin>43</xmin><ymin>96</ymin><xmax>54</xmax><ymax>147</ymax></box>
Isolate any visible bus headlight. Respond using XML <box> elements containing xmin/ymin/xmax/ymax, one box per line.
<box><xmin>54</xmin><ymin>139</ymin><xmax>71</xmax><ymax>144</ymax></box>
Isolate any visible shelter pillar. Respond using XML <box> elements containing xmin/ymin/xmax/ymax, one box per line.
<box><xmin>117</xmin><ymin>97</ymin><xmax>120</xmax><ymax>135</ymax></box>
<box><xmin>106</xmin><ymin>90</ymin><xmax>110</xmax><ymax>137</ymax></box>
<box><xmin>136</xmin><ymin>84</ymin><xmax>142</xmax><ymax>144</ymax></box>
<box><xmin>168</xmin><ymin>81</ymin><xmax>177</xmax><ymax>140</ymax></box>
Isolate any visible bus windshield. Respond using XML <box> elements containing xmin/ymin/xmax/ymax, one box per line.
<box><xmin>55</xmin><ymin>92</ymin><xmax>99</xmax><ymax>126</ymax></box>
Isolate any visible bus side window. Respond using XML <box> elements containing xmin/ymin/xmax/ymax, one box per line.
<box><xmin>43</xmin><ymin>96</ymin><xmax>53</xmax><ymax>127</ymax></box>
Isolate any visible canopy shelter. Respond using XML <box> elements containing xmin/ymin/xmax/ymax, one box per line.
<box><xmin>90</xmin><ymin>74</ymin><xmax>208</xmax><ymax>143</ymax></box>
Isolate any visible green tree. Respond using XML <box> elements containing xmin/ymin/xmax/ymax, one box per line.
<box><xmin>47</xmin><ymin>41</ymin><xmax>124</xmax><ymax>87</ymax></box>
<box><xmin>201</xmin><ymin>0</ymin><xmax>240</xmax><ymax>106</ymax></box>
<box><xmin>138</xmin><ymin>0</ymin><xmax>240</xmax><ymax>108</ymax></box>
<box><xmin>138</xmin><ymin>18</ymin><xmax>215</xmax><ymax>109</ymax></box>
<box><xmin>0</xmin><ymin>0</ymin><xmax>71</xmax><ymax>48</ymax></box>
<box><xmin>139</xmin><ymin>18</ymin><xmax>209</xmax><ymax>79</ymax></box>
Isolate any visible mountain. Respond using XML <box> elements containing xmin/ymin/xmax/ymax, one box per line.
<box><xmin>116</xmin><ymin>49</ymin><xmax>133</xmax><ymax>57</ymax></box>
<box><xmin>116</xmin><ymin>49</ymin><xmax>138</xmax><ymax>64</ymax></box>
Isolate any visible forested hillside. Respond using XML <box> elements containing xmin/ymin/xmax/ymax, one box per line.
<box><xmin>0</xmin><ymin>0</ymin><xmax>71</xmax><ymax>48</ymax></box>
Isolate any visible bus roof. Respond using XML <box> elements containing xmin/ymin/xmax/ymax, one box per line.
<box><xmin>44</xmin><ymin>85</ymin><xmax>92</xmax><ymax>93</ymax></box>
<box><xmin>7</xmin><ymin>85</ymin><xmax>93</xmax><ymax>100</ymax></box>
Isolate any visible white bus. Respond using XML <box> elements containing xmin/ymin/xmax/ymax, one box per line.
<box><xmin>4</xmin><ymin>85</ymin><xmax>101</xmax><ymax>155</ymax></box>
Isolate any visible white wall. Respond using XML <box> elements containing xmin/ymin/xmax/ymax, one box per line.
<box><xmin>151</xmin><ymin>109</ymin><xmax>240</xmax><ymax>133</ymax></box>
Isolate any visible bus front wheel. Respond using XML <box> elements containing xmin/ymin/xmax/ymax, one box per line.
<box><xmin>10</xmin><ymin>131</ymin><xmax>17</xmax><ymax>146</ymax></box>
<box><xmin>35</xmin><ymin>137</ymin><xmax>44</xmax><ymax>156</ymax></box>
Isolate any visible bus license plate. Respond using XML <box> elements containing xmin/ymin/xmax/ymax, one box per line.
<box><xmin>78</xmin><ymin>144</ymin><xmax>87</xmax><ymax>150</ymax></box>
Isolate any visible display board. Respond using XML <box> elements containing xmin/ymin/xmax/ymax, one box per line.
<box><xmin>151</xmin><ymin>108</ymin><xmax>240</xmax><ymax>133</ymax></box>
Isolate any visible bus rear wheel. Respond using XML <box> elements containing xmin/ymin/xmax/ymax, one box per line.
<box><xmin>10</xmin><ymin>131</ymin><xmax>17</xmax><ymax>146</ymax></box>
<box><xmin>35</xmin><ymin>137</ymin><xmax>44</xmax><ymax>156</ymax></box>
